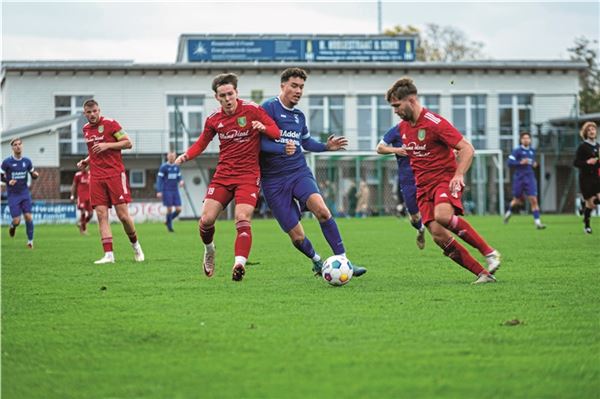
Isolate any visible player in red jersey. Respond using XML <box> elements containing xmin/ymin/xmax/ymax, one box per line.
<box><xmin>77</xmin><ymin>99</ymin><xmax>144</xmax><ymax>264</ymax></box>
<box><xmin>70</xmin><ymin>164</ymin><xmax>93</xmax><ymax>235</ymax></box>
<box><xmin>386</xmin><ymin>78</ymin><xmax>501</xmax><ymax>284</ymax></box>
<box><xmin>176</xmin><ymin>73</ymin><xmax>280</xmax><ymax>281</ymax></box>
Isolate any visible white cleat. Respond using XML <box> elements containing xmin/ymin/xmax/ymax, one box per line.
<box><xmin>473</xmin><ymin>272</ymin><xmax>497</xmax><ymax>284</ymax></box>
<box><xmin>485</xmin><ymin>250</ymin><xmax>501</xmax><ymax>274</ymax></box>
<box><xmin>203</xmin><ymin>249</ymin><xmax>216</xmax><ymax>277</ymax></box>
<box><xmin>94</xmin><ymin>253</ymin><xmax>115</xmax><ymax>264</ymax></box>
<box><xmin>132</xmin><ymin>242</ymin><xmax>145</xmax><ymax>262</ymax></box>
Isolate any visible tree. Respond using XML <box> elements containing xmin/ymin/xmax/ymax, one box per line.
<box><xmin>384</xmin><ymin>23</ymin><xmax>485</xmax><ymax>62</ymax></box>
<box><xmin>568</xmin><ymin>36</ymin><xmax>600</xmax><ymax>114</ymax></box>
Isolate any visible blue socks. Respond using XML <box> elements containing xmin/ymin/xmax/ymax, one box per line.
<box><xmin>533</xmin><ymin>209</ymin><xmax>540</xmax><ymax>220</ymax></box>
<box><xmin>25</xmin><ymin>220</ymin><xmax>34</xmax><ymax>241</ymax></box>
<box><xmin>293</xmin><ymin>237</ymin><xmax>316</xmax><ymax>259</ymax></box>
<box><xmin>320</xmin><ymin>218</ymin><xmax>345</xmax><ymax>256</ymax></box>
<box><xmin>410</xmin><ymin>218</ymin><xmax>424</xmax><ymax>231</ymax></box>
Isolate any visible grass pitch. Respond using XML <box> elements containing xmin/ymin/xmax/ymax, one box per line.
<box><xmin>2</xmin><ymin>215</ymin><xmax>598</xmax><ymax>398</ymax></box>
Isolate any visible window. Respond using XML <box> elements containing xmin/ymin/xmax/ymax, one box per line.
<box><xmin>55</xmin><ymin>95</ymin><xmax>92</xmax><ymax>155</ymax></box>
<box><xmin>452</xmin><ymin>95</ymin><xmax>487</xmax><ymax>149</ymax></box>
<box><xmin>167</xmin><ymin>95</ymin><xmax>205</xmax><ymax>153</ymax></box>
<box><xmin>356</xmin><ymin>95</ymin><xmax>393</xmax><ymax>151</ymax></box>
<box><xmin>499</xmin><ymin>94</ymin><xmax>532</xmax><ymax>156</ymax></box>
<box><xmin>420</xmin><ymin>95</ymin><xmax>440</xmax><ymax>114</ymax></box>
<box><xmin>129</xmin><ymin>169</ymin><xmax>146</xmax><ymax>188</ymax></box>
<box><xmin>308</xmin><ymin>95</ymin><xmax>345</xmax><ymax>143</ymax></box>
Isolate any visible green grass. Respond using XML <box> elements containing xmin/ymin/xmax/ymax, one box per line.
<box><xmin>2</xmin><ymin>215</ymin><xmax>599</xmax><ymax>399</ymax></box>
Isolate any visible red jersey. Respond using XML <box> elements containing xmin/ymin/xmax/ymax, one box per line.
<box><xmin>73</xmin><ymin>170</ymin><xmax>91</xmax><ymax>201</ymax></box>
<box><xmin>399</xmin><ymin>108</ymin><xmax>463</xmax><ymax>194</ymax></box>
<box><xmin>83</xmin><ymin>116</ymin><xmax>127</xmax><ymax>179</ymax></box>
<box><xmin>185</xmin><ymin>99</ymin><xmax>280</xmax><ymax>182</ymax></box>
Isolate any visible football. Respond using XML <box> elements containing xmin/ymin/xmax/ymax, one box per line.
<box><xmin>321</xmin><ymin>255</ymin><xmax>354</xmax><ymax>286</ymax></box>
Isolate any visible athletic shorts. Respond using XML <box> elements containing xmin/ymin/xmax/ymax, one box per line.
<box><xmin>90</xmin><ymin>172</ymin><xmax>131</xmax><ymax>208</ymax></box>
<box><xmin>418</xmin><ymin>180</ymin><xmax>464</xmax><ymax>226</ymax></box>
<box><xmin>77</xmin><ymin>198</ymin><xmax>92</xmax><ymax>213</ymax></box>
<box><xmin>162</xmin><ymin>190</ymin><xmax>182</xmax><ymax>207</ymax></box>
<box><xmin>205</xmin><ymin>178</ymin><xmax>260</xmax><ymax>208</ymax></box>
<box><xmin>8</xmin><ymin>192</ymin><xmax>32</xmax><ymax>218</ymax></box>
<box><xmin>512</xmin><ymin>176</ymin><xmax>538</xmax><ymax>198</ymax></box>
<box><xmin>262</xmin><ymin>170</ymin><xmax>320</xmax><ymax>232</ymax></box>
<box><xmin>580</xmin><ymin>175</ymin><xmax>600</xmax><ymax>199</ymax></box>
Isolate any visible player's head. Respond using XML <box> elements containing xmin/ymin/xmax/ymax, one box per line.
<box><xmin>83</xmin><ymin>99</ymin><xmax>101</xmax><ymax>125</ymax></box>
<box><xmin>280</xmin><ymin>68</ymin><xmax>307</xmax><ymax>107</ymax></box>
<box><xmin>10</xmin><ymin>138</ymin><xmax>23</xmax><ymax>156</ymax></box>
<box><xmin>386</xmin><ymin>77</ymin><xmax>419</xmax><ymax>122</ymax></box>
<box><xmin>212</xmin><ymin>73</ymin><xmax>239</xmax><ymax>114</ymax></box>
<box><xmin>167</xmin><ymin>152</ymin><xmax>176</xmax><ymax>163</ymax></box>
<box><xmin>519</xmin><ymin>132</ymin><xmax>532</xmax><ymax>147</ymax></box>
<box><xmin>580</xmin><ymin>121</ymin><xmax>597</xmax><ymax>141</ymax></box>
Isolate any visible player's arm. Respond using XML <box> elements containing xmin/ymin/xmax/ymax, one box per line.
<box><xmin>156</xmin><ymin>166</ymin><xmax>164</xmax><ymax>197</ymax></box>
<box><xmin>376</xmin><ymin>141</ymin><xmax>407</xmax><ymax>156</ymax></box>
<box><xmin>77</xmin><ymin>156</ymin><xmax>90</xmax><ymax>169</ymax></box>
<box><xmin>507</xmin><ymin>148</ymin><xmax>521</xmax><ymax>167</ymax></box>
<box><xmin>70</xmin><ymin>176</ymin><xmax>77</xmax><ymax>202</ymax></box>
<box><xmin>252</xmin><ymin>107</ymin><xmax>281</xmax><ymax>140</ymax></box>
<box><xmin>28</xmin><ymin>161</ymin><xmax>39</xmax><ymax>179</ymax></box>
<box><xmin>177</xmin><ymin>168</ymin><xmax>184</xmax><ymax>187</ymax></box>
<box><xmin>176</xmin><ymin>123</ymin><xmax>215</xmax><ymax>164</ymax></box>
<box><xmin>260</xmin><ymin>135</ymin><xmax>294</xmax><ymax>155</ymax></box>
<box><xmin>92</xmin><ymin>129</ymin><xmax>132</xmax><ymax>154</ymax></box>
<box><xmin>449</xmin><ymin>138</ymin><xmax>474</xmax><ymax>196</ymax></box>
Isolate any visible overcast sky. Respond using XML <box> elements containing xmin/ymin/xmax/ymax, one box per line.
<box><xmin>2</xmin><ymin>1</ymin><xmax>599</xmax><ymax>63</ymax></box>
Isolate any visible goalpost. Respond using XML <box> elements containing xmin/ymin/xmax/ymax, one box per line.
<box><xmin>307</xmin><ymin>149</ymin><xmax>505</xmax><ymax>216</ymax></box>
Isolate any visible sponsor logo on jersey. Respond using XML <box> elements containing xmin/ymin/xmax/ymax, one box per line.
<box><xmin>418</xmin><ymin>129</ymin><xmax>426</xmax><ymax>141</ymax></box>
<box><xmin>237</xmin><ymin>117</ymin><xmax>247</xmax><ymax>127</ymax></box>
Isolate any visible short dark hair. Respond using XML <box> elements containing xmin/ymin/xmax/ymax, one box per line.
<box><xmin>520</xmin><ymin>131</ymin><xmax>531</xmax><ymax>139</ymax></box>
<box><xmin>386</xmin><ymin>77</ymin><xmax>418</xmax><ymax>102</ymax></box>
<box><xmin>280</xmin><ymin>68</ymin><xmax>307</xmax><ymax>83</ymax></box>
<box><xmin>10</xmin><ymin>137</ymin><xmax>22</xmax><ymax>146</ymax></box>
<box><xmin>83</xmin><ymin>99</ymin><xmax>98</xmax><ymax>108</ymax></box>
<box><xmin>212</xmin><ymin>73</ymin><xmax>238</xmax><ymax>92</ymax></box>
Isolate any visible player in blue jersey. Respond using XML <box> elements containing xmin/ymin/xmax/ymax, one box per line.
<box><xmin>156</xmin><ymin>152</ymin><xmax>184</xmax><ymax>232</ymax></box>
<box><xmin>504</xmin><ymin>132</ymin><xmax>546</xmax><ymax>229</ymax></box>
<box><xmin>260</xmin><ymin>67</ymin><xmax>366</xmax><ymax>278</ymax></box>
<box><xmin>376</xmin><ymin>125</ymin><xmax>426</xmax><ymax>249</ymax></box>
<box><xmin>1</xmin><ymin>138</ymin><xmax>39</xmax><ymax>248</ymax></box>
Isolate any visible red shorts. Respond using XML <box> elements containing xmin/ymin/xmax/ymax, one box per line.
<box><xmin>205</xmin><ymin>178</ymin><xmax>260</xmax><ymax>208</ymax></box>
<box><xmin>90</xmin><ymin>172</ymin><xmax>132</xmax><ymax>208</ymax></box>
<box><xmin>418</xmin><ymin>181</ymin><xmax>464</xmax><ymax>225</ymax></box>
<box><xmin>78</xmin><ymin>198</ymin><xmax>92</xmax><ymax>213</ymax></box>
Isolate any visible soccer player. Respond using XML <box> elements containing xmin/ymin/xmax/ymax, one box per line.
<box><xmin>376</xmin><ymin>125</ymin><xmax>426</xmax><ymax>249</ymax></box>
<box><xmin>574</xmin><ymin>121</ymin><xmax>600</xmax><ymax>234</ymax></box>
<box><xmin>503</xmin><ymin>132</ymin><xmax>546</xmax><ymax>229</ymax></box>
<box><xmin>175</xmin><ymin>73</ymin><xmax>281</xmax><ymax>281</ymax></box>
<box><xmin>386</xmin><ymin>77</ymin><xmax>500</xmax><ymax>284</ymax></box>
<box><xmin>70</xmin><ymin>164</ymin><xmax>93</xmax><ymax>235</ymax></box>
<box><xmin>1</xmin><ymin>138</ymin><xmax>39</xmax><ymax>248</ymax></box>
<box><xmin>77</xmin><ymin>99</ymin><xmax>144</xmax><ymax>264</ymax></box>
<box><xmin>259</xmin><ymin>67</ymin><xmax>367</xmax><ymax>277</ymax></box>
<box><xmin>156</xmin><ymin>152</ymin><xmax>184</xmax><ymax>232</ymax></box>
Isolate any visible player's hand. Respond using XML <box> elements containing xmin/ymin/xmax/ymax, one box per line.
<box><xmin>76</xmin><ymin>159</ymin><xmax>88</xmax><ymax>169</ymax></box>
<box><xmin>252</xmin><ymin>120</ymin><xmax>266</xmax><ymax>133</ymax></box>
<box><xmin>92</xmin><ymin>142</ymin><xmax>110</xmax><ymax>154</ymax></box>
<box><xmin>156</xmin><ymin>192</ymin><xmax>162</xmax><ymax>199</ymax></box>
<box><xmin>586</xmin><ymin>157</ymin><xmax>599</xmax><ymax>165</ymax></box>
<box><xmin>533</xmin><ymin>161</ymin><xmax>538</xmax><ymax>168</ymax></box>
<box><xmin>8</xmin><ymin>179</ymin><xmax>17</xmax><ymax>186</ymax></box>
<box><xmin>326</xmin><ymin>135</ymin><xmax>348</xmax><ymax>151</ymax></box>
<box><xmin>70</xmin><ymin>195</ymin><xmax>75</xmax><ymax>202</ymax></box>
<box><xmin>31</xmin><ymin>171</ymin><xmax>39</xmax><ymax>179</ymax></box>
<box><xmin>449</xmin><ymin>174</ymin><xmax>465</xmax><ymax>198</ymax></box>
<box><xmin>520</xmin><ymin>158</ymin><xmax>530</xmax><ymax>165</ymax></box>
<box><xmin>179</xmin><ymin>181</ymin><xmax>185</xmax><ymax>188</ymax></box>
<box><xmin>285</xmin><ymin>140</ymin><xmax>296</xmax><ymax>156</ymax></box>
<box><xmin>175</xmin><ymin>154</ymin><xmax>188</xmax><ymax>165</ymax></box>
<box><xmin>397</xmin><ymin>147</ymin><xmax>408</xmax><ymax>157</ymax></box>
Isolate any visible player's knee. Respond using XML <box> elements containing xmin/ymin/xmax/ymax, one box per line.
<box><xmin>199</xmin><ymin>216</ymin><xmax>215</xmax><ymax>229</ymax></box>
<box><xmin>11</xmin><ymin>218</ymin><xmax>20</xmax><ymax>226</ymax></box>
<box><xmin>313</xmin><ymin>206</ymin><xmax>332</xmax><ymax>222</ymax></box>
<box><xmin>433</xmin><ymin>212</ymin><xmax>452</xmax><ymax>227</ymax></box>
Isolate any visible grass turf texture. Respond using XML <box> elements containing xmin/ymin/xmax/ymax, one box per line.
<box><xmin>2</xmin><ymin>215</ymin><xmax>598</xmax><ymax>399</ymax></box>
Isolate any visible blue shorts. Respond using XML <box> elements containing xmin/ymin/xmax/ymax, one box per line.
<box><xmin>512</xmin><ymin>176</ymin><xmax>537</xmax><ymax>198</ymax></box>
<box><xmin>162</xmin><ymin>190</ymin><xmax>182</xmax><ymax>207</ymax></box>
<box><xmin>8</xmin><ymin>192</ymin><xmax>32</xmax><ymax>218</ymax></box>
<box><xmin>262</xmin><ymin>170</ymin><xmax>320</xmax><ymax>233</ymax></box>
<box><xmin>400</xmin><ymin>182</ymin><xmax>419</xmax><ymax>215</ymax></box>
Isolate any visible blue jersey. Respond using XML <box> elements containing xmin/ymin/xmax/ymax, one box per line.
<box><xmin>260</xmin><ymin>97</ymin><xmax>326</xmax><ymax>179</ymax></box>
<box><xmin>508</xmin><ymin>146</ymin><xmax>536</xmax><ymax>178</ymax></box>
<box><xmin>1</xmin><ymin>156</ymin><xmax>34</xmax><ymax>196</ymax></box>
<box><xmin>379</xmin><ymin>125</ymin><xmax>416</xmax><ymax>184</ymax></box>
<box><xmin>156</xmin><ymin>162</ymin><xmax>182</xmax><ymax>192</ymax></box>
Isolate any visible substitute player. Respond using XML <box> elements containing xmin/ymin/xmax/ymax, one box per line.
<box><xmin>176</xmin><ymin>73</ymin><xmax>281</xmax><ymax>281</ymax></box>
<box><xmin>1</xmin><ymin>138</ymin><xmax>39</xmax><ymax>248</ymax></box>
<box><xmin>259</xmin><ymin>68</ymin><xmax>367</xmax><ymax>277</ymax></box>
<box><xmin>70</xmin><ymin>164</ymin><xmax>93</xmax><ymax>235</ymax></box>
<box><xmin>156</xmin><ymin>152</ymin><xmax>184</xmax><ymax>232</ymax></box>
<box><xmin>376</xmin><ymin>124</ymin><xmax>426</xmax><ymax>249</ymax></box>
<box><xmin>574</xmin><ymin>121</ymin><xmax>600</xmax><ymax>234</ymax></box>
<box><xmin>77</xmin><ymin>99</ymin><xmax>144</xmax><ymax>264</ymax></box>
<box><xmin>386</xmin><ymin>77</ymin><xmax>501</xmax><ymax>284</ymax></box>
<box><xmin>503</xmin><ymin>132</ymin><xmax>546</xmax><ymax>229</ymax></box>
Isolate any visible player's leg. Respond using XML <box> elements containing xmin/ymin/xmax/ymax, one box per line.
<box><xmin>402</xmin><ymin>182</ymin><xmax>425</xmax><ymax>249</ymax></box>
<box><xmin>232</xmin><ymin>203</ymin><xmax>254</xmax><ymax>281</ymax></box>
<box><xmin>21</xmin><ymin>196</ymin><xmax>34</xmax><ymax>248</ymax></box>
<box><xmin>114</xmin><ymin>203</ymin><xmax>144</xmax><ymax>262</ymax></box>
<box><xmin>287</xmin><ymin>222</ymin><xmax>324</xmax><ymax>275</ymax></box>
<box><xmin>162</xmin><ymin>191</ymin><xmax>174</xmax><ymax>232</ymax></box>
<box><xmin>77</xmin><ymin>202</ymin><xmax>86</xmax><ymax>234</ymax></box>
<box><xmin>171</xmin><ymin>191</ymin><xmax>182</xmax><ymax>225</ymax></box>
<box><xmin>582</xmin><ymin>191</ymin><xmax>598</xmax><ymax>233</ymax></box>
<box><xmin>8</xmin><ymin>196</ymin><xmax>22</xmax><ymax>238</ymax></box>
<box><xmin>198</xmin><ymin>199</ymin><xmax>223</xmax><ymax>277</ymax></box>
<box><xmin>94</xmin><ymin>205</ymin><xmax>115</xmax><ymax>264</ymax></box>
<box><xmin>527</xmin><ymin>194</ymin><xmax>545</xmax><ymax>229</ymax></box>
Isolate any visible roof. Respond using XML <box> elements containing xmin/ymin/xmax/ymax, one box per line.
<box><xmin>1</xmin><ymin>114</ymin><xmax>80</xmax><ymax>143</ymax></box>
<box><xmin>549</xmin><ymin>113</ymin><xmax>600</xmax><ymax>126</ymax></box>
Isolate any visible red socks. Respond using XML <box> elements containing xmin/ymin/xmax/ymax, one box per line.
<box><xmin>101</xmin><ymin>236</ymin><xmax>113</xmax><ymax>252</ymax></box>
<box><xmin>443</xmin><ymin>238</ymin><xmax>486</xmax><ymax>276</ymax></box>
<box><xmin>448</xmin><ymin>215</ymin><xmax>494</xmax><ymax>256</ymax></box>
<box><xmin>199</xmin><ymin>218</ymin><xmax>215</xmax><ymax>245</ymax></box>
<box><xmin>235</xmin><ymin>220</ymin><xmax>252</xmax><ymax>259</ymax></box>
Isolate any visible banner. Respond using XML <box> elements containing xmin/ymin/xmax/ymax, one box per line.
<box><xmin>1</xmin><ymin>201</ymin><xmax>76</xmax><ymax>225</ymax></box>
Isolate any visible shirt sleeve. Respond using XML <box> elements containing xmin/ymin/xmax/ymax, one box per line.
<box><xmin>111</xmin><ymin>120</ymin><xmax>127</xmax><ymax>141</ymax></box>
<box><xmin>436</xmin><ymin>119</ymin><xmax>463</xmax><ymax>148</ymax></box>
<box><xmin>255</xmin><ymin>106</ymin><xmax>281</xmax><ymax>140</ymax></box>
<box><xmin>508</xmin><ymin>148</ymin><xmax>520</xmax><ymax>166</ymax></box>
<box><xmin>186</xmin><ymin>119</ymin><xmax>216</xmax><ymax>160</ymax></box>
<box><xmin>301</xmin><ymin>136</ymin><xmax>327</xmax><ymax>152</ymax></box>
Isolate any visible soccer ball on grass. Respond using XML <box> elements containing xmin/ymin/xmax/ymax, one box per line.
<box><xmin>321</xmin><ymin>255</ymin><xmax>354</xmax><ymax>286</ymax></box>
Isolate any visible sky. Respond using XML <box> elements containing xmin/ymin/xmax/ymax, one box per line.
<box><xmin>2</xmin><ymin>1</ymin><xmax>599</xmax><ymax>63</ymax></box>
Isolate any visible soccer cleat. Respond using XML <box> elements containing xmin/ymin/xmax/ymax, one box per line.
<box><xmin>416</xmin><ymin>228</ymin><xmax>425</xmax><ymax>250</ymax></box>
<box><xmin>503</xmin><ymin>213</ymin><xmax>511</xmax><ymax>224</ymax></box>
<box><xmin>312</xmin><ymin>259</ymin><xmax>323</xmax><ymax>276</ymax></box>
<box><xmin>232</xmin><ymin>263</ymin><xmax>245</xmax><ymax>281</ymax></box>
<box><xmin>584</xmin><ymin>227</ymin><xmax>592</xmax><ymax>234</ymax></box>
<box><xmin>132</xmin><ymin>242</ymin><xmax>145</xmax><ymax>262</ymax></box>
<box><xmin>94</xmin><ymin>253</ymin><xmax>115</xmax><ymax>264</ymax></box>
<box><xmin>485</xmin><ymin>250</ymin><xmax>501</xmax><ymax>275</ymax></box>
<box><xmin>165</xmin><ymin>221</ymin><xmax>174</xmax><ymax>233</ymax></box>
<box><xmin>9</xmin><ymin>225</ymin><xmax>16</xmax><ymax>238</ymax></box>
<box><xmin>473</xmin><ymin>272</ymin><xmax>497</xmax><ymax>284</ymax></box>
<box><xmin>203</xmin><ymin>249</ymin><xmax>216</xmax><ymax>277</ymax></box>
<box><xmin>353</xmin><ymin>266</ymin><xmax>367</xmax><ymax>277</ymax></box>
<box><xmin>536</xmin><ymin>223</ymin><xmax>547</xmax><ymax>230</ymax></box>
<box><xmin>26</xmin><ymin>241</ymin><xmax>34</xmax><ymax>249</ymax></box>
